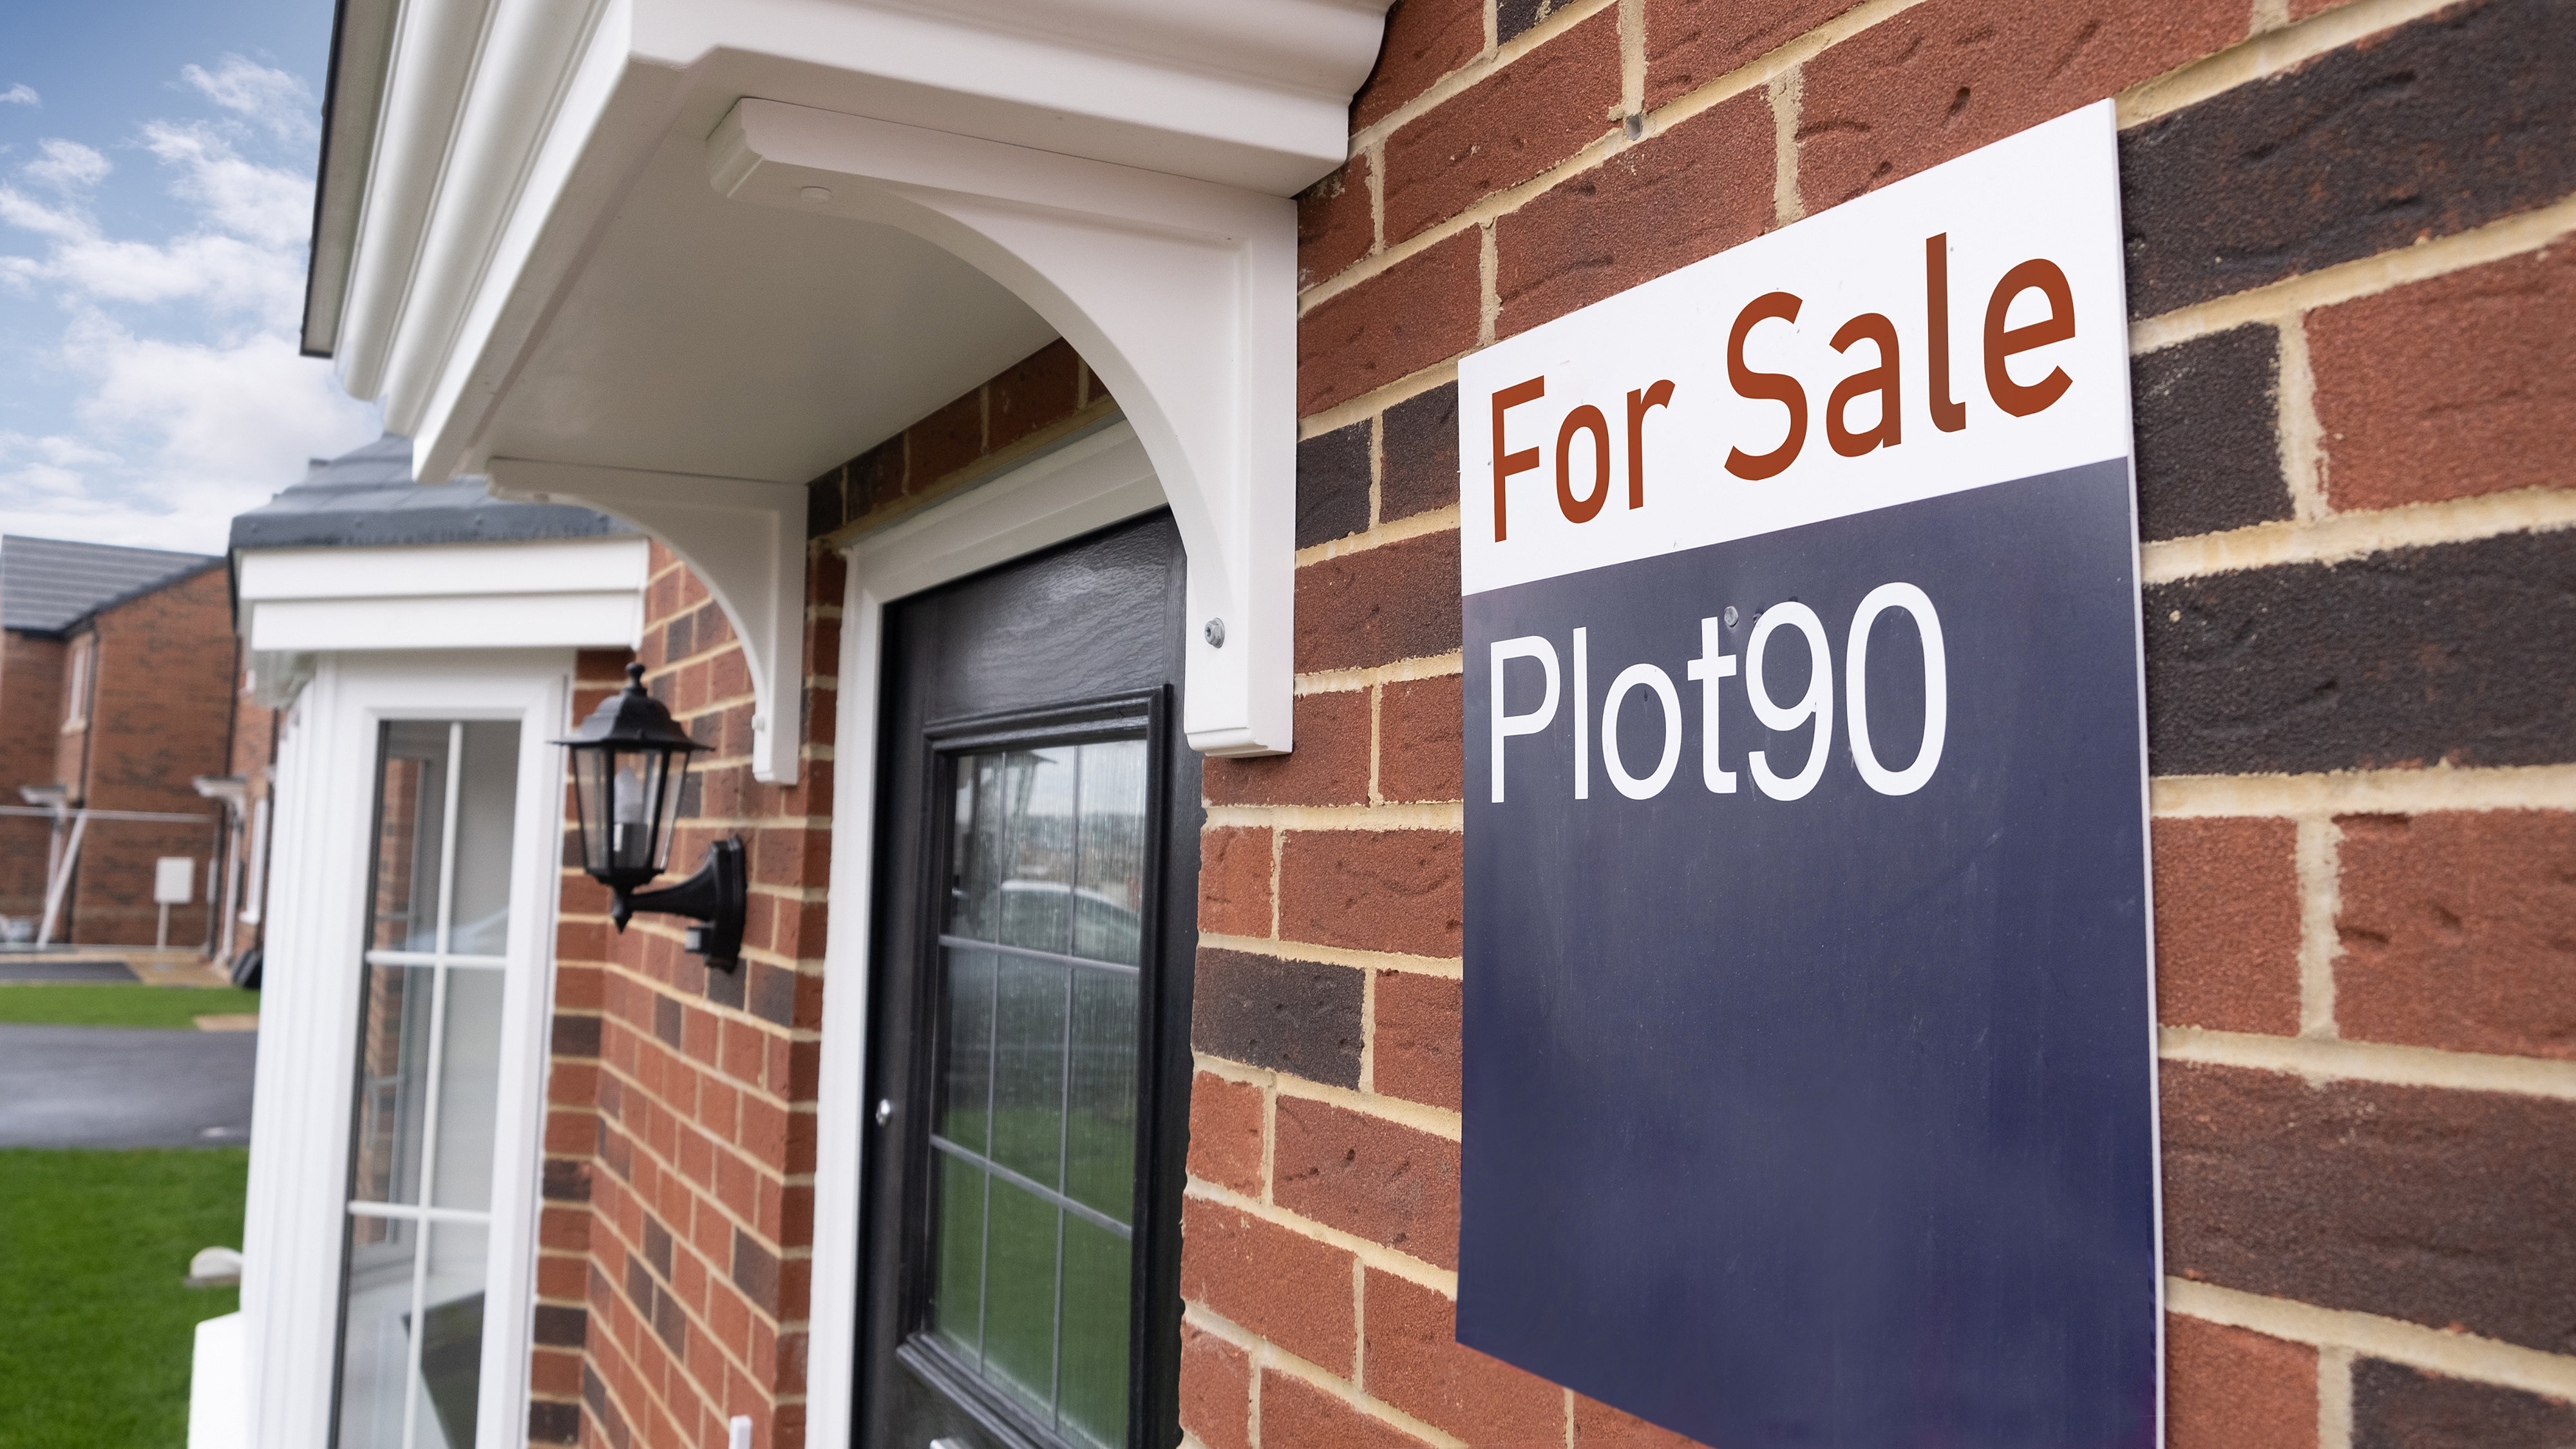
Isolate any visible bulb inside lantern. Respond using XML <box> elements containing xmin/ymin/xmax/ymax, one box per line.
<box><xmin>612</xmin><ymin>761</ymin><xmax>645</xmax><ymax>865</ymax></box>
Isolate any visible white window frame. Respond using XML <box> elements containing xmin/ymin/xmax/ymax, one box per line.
<box><xmin>238</xmin><ymin>650</ymin><xmax>572</xmax><ymax>1449</ymax></box>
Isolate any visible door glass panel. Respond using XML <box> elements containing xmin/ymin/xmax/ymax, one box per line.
<box><xmin>333</xmin><ymin>719</ymin><xmax>521</xmax><ymax>1448</ymax></box>
<box><xmin>927</xmin><ymin>737</ymin><xmax>1148</xmax><ymax>1448</ymax></box>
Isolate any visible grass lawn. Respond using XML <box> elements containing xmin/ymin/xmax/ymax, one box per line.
<box><xmin>0</xmin><ymin>985</ymin><xmax>260</xmax><ymax>1030</ymax></box>
<box><xmin>0</xmin><ymin>1148</ymin><xmax>247</xmax><ymax>1448</ymax></box>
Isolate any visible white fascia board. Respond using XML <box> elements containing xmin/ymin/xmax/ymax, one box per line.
<box><xmin>487</xmin><ymin>460</ymin><xmax>808</xmax><ymax>785</ymax></box>
<box><xmin>235</xmin><ymin>536</ymin><xmax>650</xmax><ymax>603</ymax></box>
<box><xmin>247</xmin><ymin>592</ymin><xmax>643</xmax><ymax>653</ymax></box>
<box><xmin>708</xmin><ymin>99</ymin><xmax>1294</xmax><ymax>756</ymax></box>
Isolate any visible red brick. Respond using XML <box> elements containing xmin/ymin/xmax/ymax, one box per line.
<box><xmin>988</xmin><ymin>339</ymin><xmax>1081</xmax><ymax>451</ymax></box>
<box><xmin>2309</xmin><ymin>247</ymin><xmax>2576</xmax><ymax>513</ymax></box>
<box><xmin>1378</xmin><ymin>675</ymin><xmax>1463</xmax><ymax>802</ymax></box>
<box><xmin>1295</xmin><ymin>530</ymin><xmax>1463</xmax><ymax>674</ymax></box>
<box><xmin>1384</xmin><ymin>10</ymin><xmax>1620</xmax><ymax>243</ymax></box>
<box><xmin>1177</xmin><ymin>1322</ymin><xmax>1253</xmax><ymax>1449</ymax></box>
<box><xmin>1572</xmin><ymin>1394</ymin><xmax>1710</xmax><ymax>1447</ymax></box>
<box><xmin>1199</xmin><ymin>826</ymin><xmax>1274</xmax><ymax>939</ymax></box>
<box><xmin>905</xmin><ymin>390</ymin><xmax>983</xmax><ymax>489</ymax></box>
<box><xmin>1496</xmin><ymin>90</ymin><xmax>1773</xmax><ymax>337</ymax></box>
<box><xmin>1373</xmin><ymin>971</ymin><xmax>1463</xmax><ymax>1111</ymax></box>
<box><xmin>1354</xmin><ymin>0</ymin><xmax>1487</xmax><ymax>131</ymax></box>
<box><xmin>2152</xmin><ymin>817</ymin><xmax>2302</xmax><ymax>1036</ymax></box>
<box><xmin>1299</xmin><ymin>231</ymin><xmax>1481</xmax><ymax>415</ymax></box>
<box><xmin>1262</xmin><ymin>1370</ymin><xmax>1435</xmax><ymax>1449</ymax></box>
<box><xmin>1279</xmin><ymin>829</ymin><xmax>1463</xmax><ymax>958</ymax></box>
<box><xmin>1799</xmin><ymin>0</ymin><xmax>2243</xmax><ymax>213</ymax></box>
<box><xmin>1645</xmin><ymin>0</ymin><xmax>1851</xmax><ymax>108</ymax></box>
<box><xmin>2166</xmin><ymin>1315</ymin><xmax>2318</xmax><ymax>1449</ymax></box>
<box><xmin>1363</xmin><ymin>1268</ymin><xmax>1565</xmax><ymax>1443</ymax></box>
<box><xmin>1204</xmin><ymin>689</ymin><xmax>1370</xmax><ymax>806</ymax></box>
<box><xmin>1300</xmin><ymin>155</ymin><xmax>1376</xmax><ymax>289</ymax></box>
<box><xmin>1188</xmin><ymin>1071</ymin><xmax>1267</xmax><ymax>1196</ymax></box>
<box><xmin>1274</xmin><ymin>1099</ymin><xmax>1459</xmax><ymax>1268</ymax></box>
<box><xmin>2335</xmin><ymin>810</ymin><xmax>2576</xmax><ymax>1060</ymax></box>
<box><xmin>1177</xmin><ymin>1197</ymin><xmax>1358</xmax><ymax>1374</ymax></box>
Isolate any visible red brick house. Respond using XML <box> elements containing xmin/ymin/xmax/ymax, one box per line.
<box><xmin>209</xmin><ymin>2</ymin><xmax>2575</xmax><ymax>1448</ymax></box>
<box><xmin>0</xmin><ymin>535</ymin><xmax>238</xmax><ymax>947</ymax></box>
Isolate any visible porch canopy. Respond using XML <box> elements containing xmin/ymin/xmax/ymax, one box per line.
<box><xmin>302</xmin><ymin>0</ymin><xmax>1397</xmax><ymax>779</ymax></box>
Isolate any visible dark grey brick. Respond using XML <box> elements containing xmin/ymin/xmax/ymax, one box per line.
<box><xmin>2133</xmin><ymin>324</ymin><xmax>2289</xmax><ymax>541</ymax></box>
<box><xmin>1381</xmin><ymin>380</ymin><xmax>1460</xmax><ymax>525</ymax></box>
<box><xmin>2164</xmin><ymin>1062</ymin><xmax>2576</xmax><ymax>1355</ymax></box>
<box><xmin>2143</xmin><ymin>529</ymin><xmax>2576</xmax><ymax>776</ymax></box>
<box><xmin>1191</xmin><ymin>947</ymin><xmax>1364</xmax><ymax>1088</ymax></box>
<box><xmin>1298</xmin><ymin>419</ymin><xmax>1372</xmax><ymax>547</ymax></box>
<box><xmin>1497</xmin><ymin>0</ymin><xmax>1564</xmax><ymax>43</ymax></box>
<box><xmin>2121</xmin><ymin>0</ymin><xmax>2576</xmax><ymax>317</ymax></box>
<box><xmin>2354</xmin><ymin>1359</ymin><xmax>2576</xmax><ymax>1449</ymax></box>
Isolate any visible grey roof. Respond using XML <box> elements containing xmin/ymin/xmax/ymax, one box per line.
<box><xmin>228</xmin><ymin>434</ymin><xmax>632</xmax><ymax>552</ymax></box>
<box><xmin>1</xmin><ymin>536</ymin><xmax>221</xmax><ymax>635</ymax></box>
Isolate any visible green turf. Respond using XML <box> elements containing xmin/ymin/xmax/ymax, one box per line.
<box><xmin>0</xmin><ymin>985</ymin><xmax>260</xmax><ymax>1030</ymax></box>
<box><xmin>0</xmin><ymin>1148</ymin><xmax>248</xmax><ymax>1448</ymax></box>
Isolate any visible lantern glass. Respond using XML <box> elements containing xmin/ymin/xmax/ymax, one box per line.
<box><xmin>571</xmin><ymin>743</ymin><xmax>688</xmax><ymax>884</ymax></box>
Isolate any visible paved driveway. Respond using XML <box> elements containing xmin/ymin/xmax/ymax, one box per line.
<box><xmin>0</xmin><ymin>1024</ymin><xmax>256</xmax><ymax>1148</ymax></box>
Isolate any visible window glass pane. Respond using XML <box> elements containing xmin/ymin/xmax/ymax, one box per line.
<box><xmin>980</xmin><ymin>1180</ymin><xmax>1059</xmax><ymax>1410</ymax></box>
<box><xmin>447</xmin><ymin>721</ymin><xmax>520</xmax><ymax>954</ymax></box>
<box><xmin>370</xmin><ymin>725</ymin><xmax>448</xmax><ymax>952</ymax></box>
<box><xmin>1071</xmin><ymin>741</ymin><xmax>1147</xmax><ymax>967</ymax></box>
<box><xmin>415</xmin><ymin>1222</ymin><xmax>488</xmax><ymax>1449</ymax></box>
<box><xmin>989</xmin><ymin>955</ymin><xmax>1067</xmax><ymax>1189</ymax></box>
<box><xmin>429</xmin><ymin>966</ymin><xmax>504</xmax><ymax>1211</ymax></box>
<box><xmin>1064</xmin><ymin>970</ymin><xmax>1138</xmax><ymax>1223</ymax></box>
<box><xmin>940</xmin><ymin>947</ymin><xmax>996</xmax><ymax>1156</ymax></box>
<box><xmin>931</xmin><ymin>1153</ymin><xmax>987</xmax><ymax>1359</ymax></box>
<box><xmin>334</xmin><ymin>1219</ymin><xmax>419</xmax><ymax>1448</ymax></box>
<box><xmin>337</xmin><ymin>719</ymin><xmax>518</xmax><ymax>1448</ymax></box>
<box><xmin>1057</xmin><ymin>1215</ymin><xmax>1132</xmax><ymax>1448</ymax></box>
<box><xmin>927</xmin><ymin>738</ymin><xmax>1148</xmax><ymax>1442</ymax></box>
<box><xmin>350</xmin><ymin>964</ymin><xmax>431</xmax><ymax>1206</ymax></box>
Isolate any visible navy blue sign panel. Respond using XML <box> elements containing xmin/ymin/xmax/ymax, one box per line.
<box><xmin>1458</xmin><ymin>460</ymin><xmax>2159</xmax><ymax>1449</ymax></box>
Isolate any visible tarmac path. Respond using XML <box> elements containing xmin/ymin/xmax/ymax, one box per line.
<box><xmin>0</xmin><ymin>1024</ymin><xmax>256</xmax><ymax>1148</ymax></box>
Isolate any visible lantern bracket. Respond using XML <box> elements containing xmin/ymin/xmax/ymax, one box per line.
<box><xmin>614</xmin><ymin>838</ymin><xmax>748</xmax><ymax>972</ymax></box>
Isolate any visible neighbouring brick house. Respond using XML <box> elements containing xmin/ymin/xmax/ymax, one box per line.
<box><xmin>222</xmin><ymin>1</ymin><xmax>2573</xmax><ymax>1448</ymax></box>
<box><xmin>0</xmin><ymin>535</ymin><xmax>239</xmax><ymax>946</ymax></box>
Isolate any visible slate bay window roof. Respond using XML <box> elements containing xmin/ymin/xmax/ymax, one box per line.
<box><xmin>0</xmin><ymin>536</ymin><xmax>221</xmax><ymax>637</ymax></box>
<box><xmin>228</xmin><ymin>433</ymin><xmax>632</xmax><ymax>553</ymax></box>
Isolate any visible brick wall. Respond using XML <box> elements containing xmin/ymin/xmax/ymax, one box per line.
<box><xmin>0</xmin><ymin>629</ymin><xmax>66</xmax><ymax>918</ymax></box>
<box><xmin>1186</xmin><ymin>2</ymin><xmax>2576</xmax><ymax>1447</ymax></box>
<box><xmin>56</xmin><ymin>565</ymin><xmax>237</xmax><ymax>946</ymax></box>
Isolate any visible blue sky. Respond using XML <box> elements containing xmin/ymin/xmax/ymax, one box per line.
<box><xmin>0</xmin><ymin>0</ymin><xmax>376</xmax><ymax>554</ymax></box>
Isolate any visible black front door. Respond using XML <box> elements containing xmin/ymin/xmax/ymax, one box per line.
<box><xmin>857</xmin><ymin>511</ymin><xmax>1200</xmax><ymax>1449</ymax></box>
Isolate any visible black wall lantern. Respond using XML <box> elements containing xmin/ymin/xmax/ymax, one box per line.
<box><xmin>556</xmin><ymin>663</ymin><xmax>746</xmax><ymax>970</ymax></box>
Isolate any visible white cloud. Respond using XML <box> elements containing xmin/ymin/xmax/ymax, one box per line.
<box><xmin>180</xmin><ymin>55</ymin><xmax>313</xmax><ymax>141</ymax></box>
<box><xmin>140</xmin><ymin>124</ymin><xmax>309</xmax><ymax>249</ymax></box>
<box><xmin>24</xmin><ymin>138</ymin><xmax>109</xmax><ymax>191</ymax></box>
<box><xmin>1</xmin><ymin>85</ymin><xmax>37</xmax><ymax>108</ymax></box>
<box><xmin>0</xmin><ymin>57</ymin><xmax>375</xmax><ymax>554</ymax></box>
<box><xmin>0</xmin><ymin>128</ymin><xmax>310</xmax><ymax>323</ymax></box>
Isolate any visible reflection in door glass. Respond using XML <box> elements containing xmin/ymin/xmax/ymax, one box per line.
<box><xmin>335</xmin><ymin>720</ymin><xmax>518</xmax><ymax>1449</ymax></box>
<box><xmin>930</xmin><ymin>739</ymin><xmax>1147</xmax><ymax>1448</ymax></box>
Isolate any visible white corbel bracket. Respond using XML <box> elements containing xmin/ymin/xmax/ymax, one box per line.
<box><xmin>706</xmin><ymin>98</ymin><xmax>1293</xmax><ymax>757</ymax></box>
<box><xmin>488</xmin><ymin>459</ymin><xmax>806</xmax><ymax>786</ymax></box>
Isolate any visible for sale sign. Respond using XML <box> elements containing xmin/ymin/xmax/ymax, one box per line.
<box><xmin>1457</xmin><ymin>102</ymin><xmax>2159</xmax><ymax>1449</ymax></box>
